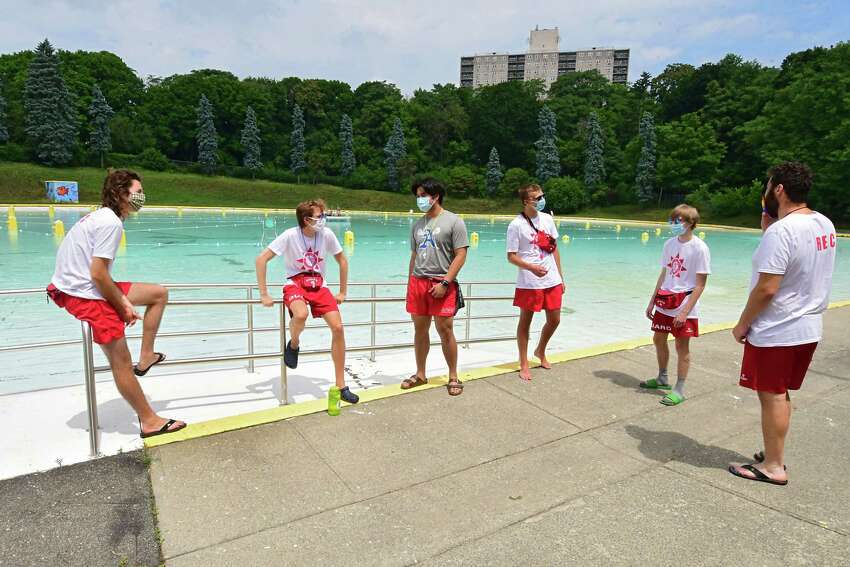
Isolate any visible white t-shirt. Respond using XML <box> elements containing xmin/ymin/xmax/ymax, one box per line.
<box><xmin>656</xmin><ymin>236</ymin><xmax>711</xmax><ymax>319</ymax></box>
<box><xmin>267</xmin><ymin>226</ymin><xmax>343</xmax><ymax>286</ymax></box>
<box><xmin>506</xmin><ymin>212</ymin><xmax>563</xmax><ymax>289</ymax></box>
<box><xmin>747</xmin><ymin>212</ymin><xmax>837</xmax><ymax>347</ymax></box>
<box><xmin>51</xmin><ymin>207</ymin><xmax>124</xmax><ymax>300</ymax></box>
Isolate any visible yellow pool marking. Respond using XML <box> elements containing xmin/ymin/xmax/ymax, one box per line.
<box><xmin>144</xmin><ymin>302</ymin><xmax>850</xmax><ymax>448</ymax></box>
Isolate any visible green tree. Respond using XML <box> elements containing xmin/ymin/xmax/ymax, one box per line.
<box><xmin>0</xmin><ymin>77</ymin><xmax>8</xmax><ymax>143</ymax></box>
<box><xmin>535</xmin><ymin>105</ymin><xmax>560</xmax><ymax>183</ymax></box>
<box><xmin>469</xmin><ymin>80</ymin><xmax>541</xmax><ymax>169</ymax></box>
<box><xmin>88</xmin><ymin>84</ymin><xmax>113</xmax><ymax>168</ymax></box>
<box><xmin>24</xmin><ymin>39</ymin><xmax>78</xmax><ymax>165</ymax></box>
<box><xmin>195</xmin><ymin>93</ymin><xmax>218</xmax><ymax>173</ymax></box>
<box><xmin>290</xmin><ymin>103</ymin><xmax>306</xmax><ymax>179</ymax></box>
<box><xmin>656</xmin><ymin>112</ymin><xmax>725</xmax><ymax>195</ymax></box>
<box><xmin>544</xmin><ymin>176</ymin><xmax>587</xmax><ymax>213</ymax></box>
<box><xmin>635</xmin><ymin>112</ymin><xmax>656</xmax><ymax>203</ymax></box>
<box><xmin>584</xmin><ymin>112</ymin><xmax>606</xmax><ymax>195</ymax></box>
<box><xmin>384</xmin><ymin>117</ymin><xmax>406</xmax><ymax>191</ymax></box>
<box><xmin>485</xmin><ymin>146</ymin><xmax>503</xmax><ymax>196</ymax></box>
<box><xmin>240</xmin><ymin>105</ymin><xmax>262</xmax><ymax>175</ymax></box>
<box><xmin>501</xmin><ymin>167</ymin><xmax>532</xmax><ymax>197</ymax></box>
<box><xmin>339</xmin><ymin>113</ymin><xmax>355</xmax><ymax>176</ymax></box>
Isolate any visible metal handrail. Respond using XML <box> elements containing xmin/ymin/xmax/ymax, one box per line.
<box><xmin>1</xmin><ymin>281</ymin><xmax>520</xmax><ymax>458</ymax></box>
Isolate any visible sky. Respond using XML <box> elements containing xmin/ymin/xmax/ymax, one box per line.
<box><xmin>0</xmin><ymin>0</ymin><xmax>847</xmax><ymax>94</ymax></box>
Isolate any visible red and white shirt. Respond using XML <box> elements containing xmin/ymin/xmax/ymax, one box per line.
<box><xmin>656</xmin><ymin>236</ymin><xmax>711</xmax><ymax>319</ymax></box>
<box><xmin>267</xmin><ymin>226</ymin><xmax>342</xmax><ymax>287</ymax></box>
<box><xmin>747</xmin><ymin>212</ymin><xmax>836</xmax><ymax>347</ymax></box>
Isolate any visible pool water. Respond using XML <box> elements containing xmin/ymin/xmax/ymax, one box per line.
<box><xmin>1</xmin><ymin>208</ymin><xmax>848</xmax><ymax>395</ymax></box>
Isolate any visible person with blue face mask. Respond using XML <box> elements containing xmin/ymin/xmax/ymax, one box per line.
<box><xmin>505</xmin><ymin>184</ymin><xmax>565</xmax><ymax>382</ymax></box>
<box><xmin>402</xmin><ymin>178</ymin><xmax>469</xmax><ymax>396</ymax></box>
<box><xmin>640</xmin><ymin>204</ymin><xmax>711</xmax><ymax>406</ymax></box>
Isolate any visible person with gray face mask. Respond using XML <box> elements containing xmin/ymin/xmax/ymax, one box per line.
<box><xmin>46</xmin><ymin>169</ymin><xmax>185</xmax><ymax>439</ymax></box>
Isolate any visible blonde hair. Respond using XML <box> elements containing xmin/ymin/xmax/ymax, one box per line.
<box><xmin>295</xmin><ymin>199</ymin><xmax>326</xmax><ymax>228</ymax></box>
<box><xmin>669</xmin><ymin>204</ymin><xmax>699</xmax><ymax>228</ymax></box>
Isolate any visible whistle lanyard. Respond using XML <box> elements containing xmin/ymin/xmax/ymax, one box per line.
<box><xmin>300</xmin><ymin>229</ymin><xmax>321</xmax><ymax>273</ymax></box>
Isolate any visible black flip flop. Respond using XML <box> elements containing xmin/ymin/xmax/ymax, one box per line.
<box><xmin>139</xmin><ymin>418</ymin><xmax>186</xmax><ymax>439</ymax></box>
<box><xmin>284</xmin><ymin>341</ymin><xmax>299</xmax><ymax>369</ymax></box>
<box><xmin>134</xmin><ymin>352</ymin><xmax>166</xmax><ymax>377</ymax></box>
<box><xmin>728</xmin><ymin>464</ymin><xmax>788</xmax><ymax>486</ymax></box>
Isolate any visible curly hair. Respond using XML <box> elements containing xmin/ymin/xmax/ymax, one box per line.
<box><xmin>101</xmin><ymin>169</ymin><xmax>142</xmax><ymax>218</ymax></box>
<box><xmin>295</xmin><ymin>199</ymin><xmax>326</xmax><ymax>228</ymax></box>
<box><xmin>768</xmin><ymin>161</ymin><xmax>812</xmax><ymax>204</ymax></box>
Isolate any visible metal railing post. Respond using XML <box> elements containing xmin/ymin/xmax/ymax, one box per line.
<box><xmin>246</xmin><ymin>288</ymin><xmax>255</xmax><ymax>373</ymax></box>
<box><xmin>81</xmin><ymin>322</ymin><xmax>100</xmax><ymax>457</ymax></box>
<box><xmin>463</xmin><ymin>282</ymin><xmax>472</xmax><ymax>349</ymax></box>
<box><xmin>279</xmin><ymin>302</ymin><xmax>288</xmax><ymax>405</ymax></box>
<box><xmin>370</xmin><ymin>284</ymin><xmax>377</xmax><ymax>362</ymax></box>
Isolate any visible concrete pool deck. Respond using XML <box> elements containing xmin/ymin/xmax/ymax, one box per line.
<box><xmin>4</xmin><ymin>306</ymin><xmax>848</xmax><ymax>566</ymax></box>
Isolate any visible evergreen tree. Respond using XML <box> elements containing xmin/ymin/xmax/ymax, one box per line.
<box><xmin>290</xmin><ymin>103</ymin><xmax>306</xmax><ymax>179</ymax></box>
<box><xmin>635</xmin><ymin>112</ymin><xmax>657</xmax><ymax>203</ymax></box>
<box><xmin>339</xmin><ymin>113</ymin><xmax>355</xmax><ymax>177</ymax></box>
<box><xmin>384</xmin><ymin>117</ymin><xmax>406</xmax><ymax>191</ymax></box>
<box><xmin>485</xmin><ymin>146</ymin><xmax>503</xmax><ymax>196</ymax></box>
<box><xmin>535</xmin><ymin>105</ymin><xmax>560</xmax><ymax>183</ymax></box>
<box><xmin>584</xmin><ymin>112</ymin><xmax>606</xmax><ymax>193</ymax></box>
<box><xmin>195</xmin><ymin>94</ymin><xmax>218</xmax><ymax>173</ymax></box>
<box><xmin>88</xmin><ymin>84</ymin><xmax>114</xmax><ymax>168</ymax></box>
<box><xmin>0</xmin><ymin>78</ymin><xmax>8</xmax><ymax>144</ymax></box>
<box><xmin>24</xmin><ymin>39</ymin><xmax>78</xmax><ymax>165</ymax></box>
<box><xmin>240</xmin><ymin>105</ymin><xmax>262</xmax><ymax>175</ymax></box>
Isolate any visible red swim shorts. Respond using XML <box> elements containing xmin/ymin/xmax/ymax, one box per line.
<box><xmin>513</xmin><ymin>284</ymin><xmax>564</xmax><ymax>312</ymax></box>
<box><xmin>739</xmin><ymin>341</ymin><xmax>818</xmax><ymax>394</ymax></box>
<box><xmin>651</xmin><ymin>310</ymin><xmax>699</xmax><ymax>338</ymax></box>
<box><xmin>47</xmin><ymin>282</ymin><xmax>133</xmax><ymax>344</ymax></box>
<box><xmin>405</xmin><ymin>276</ymin><xmax>458</xmax><ymax>317</ymax></box>
<box><xmin>283</xmin><ymin>283</ymin><xmax>339</xmax><ymax>318</ymax></box>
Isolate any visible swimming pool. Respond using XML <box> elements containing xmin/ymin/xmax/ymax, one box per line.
<box><xmin>1</xmin><ymin>207</ymin><xmax>848</xmax><ymax>395</ymax></box>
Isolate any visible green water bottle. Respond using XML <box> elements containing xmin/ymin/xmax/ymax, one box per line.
<box><xmin>328</xmin><ymin>386</ymin><xmax>341</xmax><ymax>416</ymax></box>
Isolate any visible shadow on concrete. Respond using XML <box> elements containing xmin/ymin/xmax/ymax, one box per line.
<box><xmin>594</xmin><ymin>369</ymin><xmax>665</xmax><ymax>396</ymax></box>
<box><xmin>625</xmin><ymin>424</ymin><xmax>749</xmax><ymax>469</ymax></box>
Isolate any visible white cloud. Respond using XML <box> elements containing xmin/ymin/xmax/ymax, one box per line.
<box><xmin>0</xmin><ymin>0</ymin><xmax>840</xmax><ymax>93</ymax></box>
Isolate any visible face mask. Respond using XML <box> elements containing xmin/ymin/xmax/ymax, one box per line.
<box><xmin>417</xmin><ymin>196</ymin><xmax>433</xmax><ymax>212</ymax></box>
<box><xmin>310</xmin><ymin>216</ymin><xmax>326</xmax><ymax>230</ymax></box>
<box><xmin>129</xmin><ymin>191</ymin><xmax>145</xmax><ymax>212</ymax></box>
<box><xmin>763</xmin><ymin>187</ymin><xmax>779</xmax><ymax>219</ymax></box>
<box><xmin>534</xmin><ymin>197</ymin><xmax>546</xmax><ymax>212</ymax></box>
<box><xmin>669</xmin><ymin>221</ymin><xmax>686</xmax><ymax>236</ymax></box>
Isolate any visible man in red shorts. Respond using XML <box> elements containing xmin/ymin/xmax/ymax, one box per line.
<box><xmin>729</xmin><ymin>162</ymin><xmax>836</xmax><ymax>486</ymax></box>
<box><xmin>640</xmin><ymin>204</ymin><xmax>711</xmax><ymax>406</ymax></box>
<box><xmin>256</xmin><ymin>199</ymin><xmax>359</xmax><ymax>405</ymax></box>
<box><xmin>402</xmin><ymin>178</ymin><xmax>469</xmax><ymax>396</ymax></box>
<box><xmin>506</xmin><ymin>184</ymin><xmax>564</xmax><ymax>382</ymax></box>
<box><xmin>47</xmin><ymin>169</ymin><xmax>185</xmax><ymax>439</ymax></box>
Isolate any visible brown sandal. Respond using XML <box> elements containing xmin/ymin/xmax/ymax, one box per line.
<box><xmin>447</xmin><ymin>379</ymin><xmax>464</xmax><ymax>396</ymax></box>
<box><xmin>401</xmin><ymin>375</ymin><xmax>428</xmax><ymax>390</ymax></box>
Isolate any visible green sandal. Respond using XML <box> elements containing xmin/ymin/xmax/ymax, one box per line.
<box><xmin>639</xmin><ymin>378</ymin><xmax>671</xmax><ymax>390</ymax></box>
<box><xmin>660</xmin><ymin>392</ymin><xmax>685</xmax><ymax>406</ymax></box>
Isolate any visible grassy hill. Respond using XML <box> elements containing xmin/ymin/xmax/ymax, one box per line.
<box><xmin>0</xmin><ymin>162</ymin><xmax>759</xmax><ymax>227</ymax></box>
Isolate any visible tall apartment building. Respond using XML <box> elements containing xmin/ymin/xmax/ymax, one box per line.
<box><xmin>460</xmin><ymin>27</ymin><xmax>629</xmax><ymax>90</ymax></box>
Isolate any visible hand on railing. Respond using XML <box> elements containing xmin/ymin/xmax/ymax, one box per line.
<box><xmin>260</xmin><ymin>293</ymin><xmax>275</xmax><ymax>308</ymax></box>
<box><xmin>335</xmin><ymin>291</ymin><xmax>346</xmax><ymax>305</ymax></box>
<box><xmin>120</xmin><ymin>297</ymin><xmax>142</xmax><ymax>326</ymax></box>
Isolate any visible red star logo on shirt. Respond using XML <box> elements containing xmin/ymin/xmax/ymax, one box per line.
<box><xmin>296</xmin><ymin>246</ymin><xmax>323</xmax><ymax>272</ymax></box>
<box><xmin>667</xmin><ymin>253</ymin><xmax>687</xmax><ymax>278</ymax></box>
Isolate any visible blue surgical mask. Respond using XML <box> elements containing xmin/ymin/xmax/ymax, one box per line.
<box><xmin>669</xmin><ymin>221</ymin><xmax>686</xmax><ymax>236</ymax></box>
<box><xmin>417</xmin><ymin>196</ymin><xmax>433</xmax><ymax>212</ymax></box>
<box><xmin>534</xmin><ymin>197</ymin><xmax>546</xmax><ymax>212</ymax></box>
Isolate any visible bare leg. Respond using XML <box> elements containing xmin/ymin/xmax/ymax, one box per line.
<box><xmin>534</xmin><ymin>308</ymin><xmax>561</xmax><ymax>369</ymax></box>
<box><xmin>322</xmin><ymin>311</ymin><xmax>346</xmax><ymax>388</ymax></box>
<box><xmin>288</xmin><ymin>300</ymin><xmax>309</xmax><ymax>349</ymax></box>
<box><xmin>434</xmin><ymin>315</ymin><xmax>458</xmax><ymax>380</ymax></box>
<box><xmin>653</xmin><ymin>332</ymin><xmax>669</xmax><ymax>372</ymax></box>
<box><xmin>758</xmin><ymin>391</ymin><xmax>791</xmax><ymax>480</ymax></box>
<box><xmin>517</xmin><ymin>309</ymin><xmax>534</xmax><ymax>381</ymax></box>
<box><xmin>412</xmin><ymin>314</ymin><xmax>432</xmax><ymax>380</ymax></box>
<box><xmin>100</xmin><ymin>338</ymin><xmax>184</xmax><ymax>434</ymax></box>
<box><xmin>675</xmin><ymin>336</ymin><xmax>691</xmax><ymax>380</ymax></box>
<box><xmin>127</xmin><ymin>283</ymin><xmax>168</xmax><ymax>370</ymax></box>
